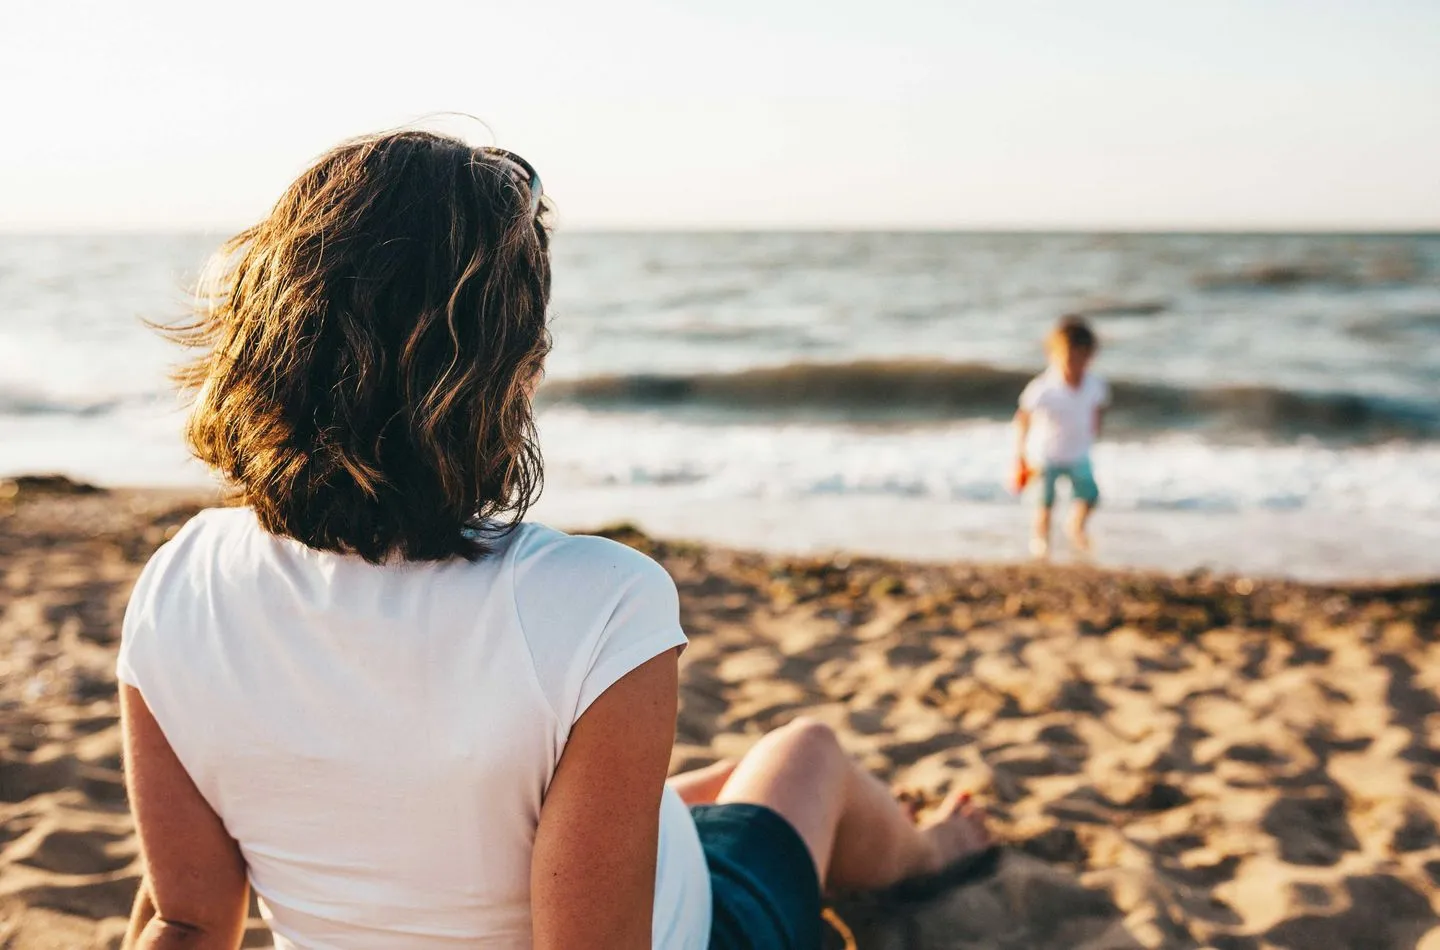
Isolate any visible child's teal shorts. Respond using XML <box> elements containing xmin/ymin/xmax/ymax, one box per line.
<box><xmin>1036</xmin><ymin>457</ymin><xmax>1100</xmax><ymax>508</ymax></box>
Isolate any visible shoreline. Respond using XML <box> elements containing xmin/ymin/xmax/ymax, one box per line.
<box><xmin>5</xmin><ymin>473</ymin><xmax>1439</xmax><ymax>588</ymax></box>
<box><xmin>2</xmin><ymin>478</ymin><xmax>1439</xmax><ymax>948</ymax></box>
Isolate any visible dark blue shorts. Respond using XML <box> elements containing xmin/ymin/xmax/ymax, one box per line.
<box><xmin>690</xmin><ymin>803</ymin><xmax>823</xmax><ymax>950</ymax></box>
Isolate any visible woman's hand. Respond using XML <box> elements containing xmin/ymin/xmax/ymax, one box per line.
<box><xmin>531</xmin><ymin>649</ymin><xmax>680</xmax><ymax>950</ymax></box>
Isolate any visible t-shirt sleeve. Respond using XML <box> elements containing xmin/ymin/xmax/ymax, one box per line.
<box><xmin>115</xmin><ymin>589</ymin><xmax>147</xmax><ymax>690</ymax></box>
<box><xmin>572</xmin><ymin>556</ymin><xmax>686</xmax><ymax>719</ymax></box>
<box><xmin>115</xmin><ymin>527</ymin><xmax>189</xmax><ymax>692</ymax></box>
<box><xmin>1019</xmin><ymin>377</ymin><xmax>1045</xmax><ymax>411</ymax></box>
<box><xmin>513</xmin><ymin>532</ymin><xmax>687</xmax><ymax>732</ymax></box>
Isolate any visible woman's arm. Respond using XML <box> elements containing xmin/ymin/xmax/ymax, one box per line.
<box><xmin>123</xmin><ymin>877</ymin><xmax>157</xmax><ymax>948</ymax></box>
<box><xmin>121</xmin><ymin>684</ymin><xmax>250</xmax><ymax>950</ymax></box>
<box><xmin>531</xmin><ymin>650</ymin><xmax>680</xmax><ymax>950</ymax></box>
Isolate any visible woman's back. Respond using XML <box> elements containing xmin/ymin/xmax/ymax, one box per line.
<box><xmin>119</xmin><ymin>507</ymin><xmax>709</xmax><ymax>948</ymax></box>
<box><xmin>115</xmin><ymin>128</ymin><xmax>989</xmax><ymax>950</ymax></box>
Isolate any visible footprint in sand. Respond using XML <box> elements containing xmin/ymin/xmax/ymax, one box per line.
<box><xmin>1260</xmin><ymin>790</ymin><xmax>1360</xmax><ymax>867</ymax></box>
<box><xmin>0</xmin><ymin>755</ymin><xmax>76</xmax><ymax>804</ymax></box>
<box><xmin>0</xmin><ymin>752</ymin><xmax>127</xmax><ymax>809</ymax></box>
<box><xmin>14</xmin><ymin>825</ymin><xmax>135</xmax><ymax>875</ymax></box>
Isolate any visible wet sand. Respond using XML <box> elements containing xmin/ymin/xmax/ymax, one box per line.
<box><xmin>2</xmin><ymin>477</ymin><xmax>1438</xmax><ymax>949</ymax></box>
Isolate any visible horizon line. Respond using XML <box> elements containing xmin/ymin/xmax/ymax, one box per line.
<box><xmin>3</xmin><ymin>224</ymin><xmax>1439</xmax><ymax>238</ymax></box>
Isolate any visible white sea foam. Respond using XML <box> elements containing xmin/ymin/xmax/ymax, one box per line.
<box><xmin>537</xmin><ymin>410</ymin><xmax>1440</xmax><ymax>517</ymax></box>
<box><xmin>531</xmin><ymin>411</ymin><xmax>1440</xmax><ymax>580</ymax></box>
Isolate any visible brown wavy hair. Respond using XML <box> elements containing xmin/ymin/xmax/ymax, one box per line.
<box><xmin>171</xmin><ymin>130</ymin><xmax>552</xmax><ymax>562</ymax></box>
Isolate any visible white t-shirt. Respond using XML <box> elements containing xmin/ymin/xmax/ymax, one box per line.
<box><xmin>1019</xmin><ymin>368</ymin><xmax>1110</xmax><ymax>465</ymax></box>
<box><xmin>117</xmin><ymin>508</ymin><xmax>711</xmax><ymax>950</ymax></box>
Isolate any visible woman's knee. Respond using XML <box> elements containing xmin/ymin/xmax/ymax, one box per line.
<box><xmin>728</xmin><ymin>716</ymin><xmax>848</xmax><ymax>791</ymax></box>
<box><xmin>770</xmin><ymin>717</ymin><xmax>844</xmax><ymax>767</ymax></box>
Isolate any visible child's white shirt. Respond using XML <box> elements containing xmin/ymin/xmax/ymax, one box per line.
<box><xmin>1019</xmin><ymin>368</ymin><xmax>1110</xmax><ymax>465</ymax></box>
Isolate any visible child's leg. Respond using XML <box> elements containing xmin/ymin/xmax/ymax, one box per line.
<box><xmin>1067</xmin><ymin>503</ymin><xmax>1093</xmax><ymax>552</ymax></box>
<box><xmin>1031</xmin><ymin>466</ymin><xmax>1058</xmax><ymax>557</ymax></box>
<box><xmin>714</xmin><ymin>718</ymin><xmax>989</xmax><ymax>893</ymax></box>
<box><xmin>1032</xmin><ymin>508</ymin><xmax>1051</xmax><ymax>557</ymax></box>
<box><xmin>1067</xmin><ymin>459</ymin><xmax>1100</xmax><ymax>551</ymax></box>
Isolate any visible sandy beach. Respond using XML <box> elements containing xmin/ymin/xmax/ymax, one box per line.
<box><xmin>2</xmin><ymin>476</ymin><xmax>1438</xmax><ymax>949</ymax></box>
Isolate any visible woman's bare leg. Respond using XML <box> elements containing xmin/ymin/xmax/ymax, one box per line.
<box><xmin>714</xmin><ymin>718</ymin><xmax>989</xmax><ymax>893</ymax></box>
<box><xmin>667</xmin><ymin>758</ymin><xmax>738</xmax><ymax>806</ymax></box>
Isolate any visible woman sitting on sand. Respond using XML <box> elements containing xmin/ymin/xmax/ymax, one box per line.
<box><xmin>117</xmin><ymin>129</ymin><xmax>989</xmax><ymax>950</ymax></box>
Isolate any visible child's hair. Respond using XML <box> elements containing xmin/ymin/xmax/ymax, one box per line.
<box><xmin>169</xmin><ymin>129</ymin><xmax>553</xmax><ymax>563</ymax></box>
<box><xmin>1048</xmin><ymin>315</ymin><xmax>1098</xmax><ymax>353</ymax></box>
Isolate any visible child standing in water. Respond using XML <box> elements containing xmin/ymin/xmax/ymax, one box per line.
<box><xmin>1014</xmin><ymin>316</ymin><xmax>1109</xmax><ymax>558</ymax></box>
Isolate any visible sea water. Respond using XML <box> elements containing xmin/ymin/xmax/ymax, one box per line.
<box><xmin>3</xmin><ymin>232</ymin><xmax>1438</xmax><ymax>580</ymax></box>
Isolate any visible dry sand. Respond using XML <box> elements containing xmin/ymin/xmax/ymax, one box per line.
<box><xmin>2</xmin><ymin>476</ymin><xmax>1438</xmax><ymax>949</ymax></box>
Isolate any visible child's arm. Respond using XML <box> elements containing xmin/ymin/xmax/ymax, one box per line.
<box><xmin>1093</xmin><ymin>377</ymin><xmax>1110</xmax><ymax>442</ymax></box>
<box><xmin>1013</xmin><ymin>409</ymin><xmax>1031</xmax><ymax>464</ymax></box>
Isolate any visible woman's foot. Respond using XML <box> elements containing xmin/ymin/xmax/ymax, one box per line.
<box><xmin>895</xmin><ymin>786</ymin><xmax>925</xmax><ymax>821</ymax></box>
<box><xmin>916</xmin><ymin>790</ymin><xmax>992</xmax><ymax>875</ymax></box>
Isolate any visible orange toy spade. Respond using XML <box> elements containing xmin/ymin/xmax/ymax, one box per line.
<box><xmin>1009</xmin><ymin>458</ymin><xmax>1033</xmax><ymax>495</ymax></box>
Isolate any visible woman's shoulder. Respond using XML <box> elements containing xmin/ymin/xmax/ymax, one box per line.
<box><xmin>506</xmin><ymin>524</ymin><xmax>685</xmax><ymax>726</ymax></box>
<box><xmin>122</xmin><ymin>507</ymin><xmax>256</xmax><ymax>616</ymax></box>
<box><xmin>159</xmin><ymin>505</ymin><xmax>261</xmax><ymax>548</ymax></box>
<box><xmin>507</xmin><ymin>523</ymin><xmax>673</xmax><ymax>590</ymax></box>
<box><xmin>133</xmin><ymin>506</ymin><xmax>254</xmax><ymax>575</ymax></box>
<box><xmin>117</xmin><ymin>507</ymin><xmax>265</xmax><ymax>688</ymax></box>
<box><xmin>505</xmin><ymin>522</ymin><xmax>681</xmax><ymax>644</ymax></box>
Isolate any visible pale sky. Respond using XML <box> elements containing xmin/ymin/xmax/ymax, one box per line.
<box><xmin>2</xmin><ymin>0</ymin><xmax>1438</xmax><ymax>231</ymax></box>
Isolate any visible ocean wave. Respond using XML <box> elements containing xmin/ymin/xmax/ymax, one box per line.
<box><xmin>1196</xmin><ymin>261</ymin><xmax>1357</xmax><ymax>290</ymax></box>
<box><xmin>539</xmin><ymin>360</ymin><xmax>1440</xmax><ymax>442</ymax></box>
<box><xmin>1071</xmin><ymin>298</ymin><xmax>1168</xmax><ymax>319</ymax></box>
<box><xmin>533</xmin><ymin>411</ymin><xmax>1440</xmax><ymax>524</ymax></box>
<box><xmin>1345</xmin><ymin>311</ymin><xmax>1440</xmax><ymax>342</ymax></box>
<box><xmin>1194</xmin><ymin>247</ymin><xmax>1424</xmax><ymax>291</ymax></box>
<box><xmin>0</xmin><ymin>385</ymin><xmax>124</xmax><ymax>418</ymax></box>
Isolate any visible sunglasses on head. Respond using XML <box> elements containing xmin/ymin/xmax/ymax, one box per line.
<box><xmin>478</xmin><ymin>147</ymin><xmax>543</xmax><ymax>217</ymax></box>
